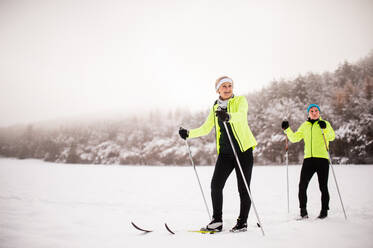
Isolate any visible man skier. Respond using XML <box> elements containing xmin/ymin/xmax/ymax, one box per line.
<box><xmin>282</xmin><ymin>104</ymin><xmax>335</xmax><ymax>219</ymax></box>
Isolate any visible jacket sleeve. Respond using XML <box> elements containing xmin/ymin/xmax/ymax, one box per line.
<box><xmin>229</xmin><ymin>96</ymin><xmax>248</xmax><ymax>124</ymax></box>
<box><xmin>285</xmin><ymin>123</ymin><xmax>304</xmax><ymax>143</ymax></box>
<box><xmin>188</xmin><ymin>107</ymin><xmax>215</xmax><ymax>139</ymax></box>
<box><xmin>323</xmin><ymin>121</ymin><xmax>335</xmax><ymax>142</ymax></box>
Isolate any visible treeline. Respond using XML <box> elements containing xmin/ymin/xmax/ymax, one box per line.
<box><xmin>247</xmin><ymin>54</ymin><xmax>373</xmax><ymax>164</ymax></box>
<box><xmin>1</xmin><ymin>52</ymin><xmax>372</xmax><ymax>165</ymax></box>
<box><xmin>0</xmin><ymin>111</ymin><xmax>215</xmax><ymax>166</ymax></box>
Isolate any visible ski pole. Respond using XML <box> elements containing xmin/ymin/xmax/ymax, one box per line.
<box><xmin>222</xmin><ymin>121</ymin><xmax>265</xmax><ymax>236</ymax></box>
<box><xmin>285</xmin><ymin>136</ymin><xmax>289</xmax><ymax>213</ymax></box>
<box><xmin>185</xmin><ymin>139</ymin><xmax>212</xmax><ymax>221</ymax></box>
<box><xmin>321</xmin><ymin>129</ymin><xmax>347</xmax><ymax>220</ymax></box>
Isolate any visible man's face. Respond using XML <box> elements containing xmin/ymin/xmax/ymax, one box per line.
<box><xmin>309</xmin><ymin>107</ymin><xmax>320</xmax><ymax>120</ymax></box>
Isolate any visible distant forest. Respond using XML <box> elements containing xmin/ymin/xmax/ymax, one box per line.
<box><xmin>1</xmin><ymin>52</ymin><xmax>372</xmax><ymax>165</ymax></box>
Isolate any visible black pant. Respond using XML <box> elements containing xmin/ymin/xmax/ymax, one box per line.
<box><xmin>298</xmin><ymin>158</ymin><xmax>330</xmax><ymax>210</ymax></box>
<box><xmin>211</xmin><ymin>148</ymin><xmax>253</xmax><ymax>222</ymax></box>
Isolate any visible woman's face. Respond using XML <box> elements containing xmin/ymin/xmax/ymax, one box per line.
<box><xmin>308</xmin><ymin>107</ymin><xmax>320</xmax><ymax>120</ymax></box>
<box><xmin>218</xmin><ymin>82</ymin><xmax>233</xmax><ymax>100</ymax></box>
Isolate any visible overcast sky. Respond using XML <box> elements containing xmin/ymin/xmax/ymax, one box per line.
<box><xmin>0</xmin><ymin>0</ymin><xmax>372</xmax><ymax>127</ymax></box>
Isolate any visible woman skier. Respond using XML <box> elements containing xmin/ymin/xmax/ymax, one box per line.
<box><xmin>281</xmin><ymin>104</ymin><xmax>335</xmax><ymax>219</ymax></box>
<box><xmin>178</xmin><ymin>76</ymin><xmax>257</xmax><ymax>232</ymax></box>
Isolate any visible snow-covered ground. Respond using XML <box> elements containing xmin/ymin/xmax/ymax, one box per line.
<box><xmin>0</xmin><ymin>158</ymin><xmax>372</xmax><ymax>248</ymax></box>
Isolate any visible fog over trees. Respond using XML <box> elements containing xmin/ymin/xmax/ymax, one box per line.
<box><xmin>1</xmin><ymin>52</ymin><xmax>372</xmax><ymax>165</ymax></box>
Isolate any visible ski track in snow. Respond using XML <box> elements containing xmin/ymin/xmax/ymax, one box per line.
<box><xmin>0</xmin><ymin>158</ymin><xmax>373</xmax><ymax>248</ymax></box>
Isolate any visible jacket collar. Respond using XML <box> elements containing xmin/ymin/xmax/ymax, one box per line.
<box><xmin>307</xmin><ymin>116</ymin><xmax>323</xmax><ymax>124</ymax></box>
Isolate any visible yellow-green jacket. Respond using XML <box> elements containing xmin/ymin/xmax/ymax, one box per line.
<box><xmin>284</xmin><ymin>118</ymin><xmax>335</xmax><ymax>159</ymax></box>
<box><xmin>188</xmin><ymin>96</ymin><xmax>257</xmax><ymax>154</ymax></box>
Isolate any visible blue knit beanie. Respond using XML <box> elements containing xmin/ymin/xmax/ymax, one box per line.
<box><xmin>307</xmin><ymin>104</ymin><xmax>320</xmax><ymax>113</ymax></box>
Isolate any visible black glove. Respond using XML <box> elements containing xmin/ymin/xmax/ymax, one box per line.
<box><xmin>318</xmin><ymin>120</ymin><xmax>326</xmax><ymax>129</ymax></box>
<box><xmin>281</xmin><ymin>120</ymin><xmax>289</xmax><ymax>130</ymax></box>
<box><xmin>179</xmin><ymin>127</ymin><xmax>189</xmax><ymax>140</ymax></box>
<box><xmin>216</xmin><ymin>110</ymin><xmax>230</xmax><ymax>122</ymax></box>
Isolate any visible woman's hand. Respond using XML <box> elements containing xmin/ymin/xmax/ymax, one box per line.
<box><xmin>281</xmin><ymin>120</ymin><xmax>289</xmax><ymax>130</ymax></box>
<box><xmin>179</xmin><ymin>127</ymin><xmax>189</xmax><ymax>140</ymax></box>
<box><xmin>318</xmin><ymin>120</ymin><xmax>326</xmax><ymax>129</ymax></box>
<box><xmin>216</xmin><ymin>110</ymin><xmax>230</xmax><ymax>122</ymax></box>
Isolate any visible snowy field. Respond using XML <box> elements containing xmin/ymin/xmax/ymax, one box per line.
<box><xmin>0</xmin><ymin>158</ymin><xmax>372</xmax><ymax>248</ymax></box>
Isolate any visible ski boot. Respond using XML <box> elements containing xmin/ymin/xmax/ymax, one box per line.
<box><xmin>201</xmin><ymin>218</ymin><xmax>223</xmax><ymax>232</ymax></box>
<box><xmin>299</xmin><ymin>208</ymin><xmax>309</xmax><ymax>220</ymax></box>
<box><xmin>318</xmin><ymin>209</ymin><xmax>328</xmax><ymax>219</ymax></box>
<box><xmin>230</xmin><ymin>218</ymin><xmax>247</xmax><ymax>233</ymax></box>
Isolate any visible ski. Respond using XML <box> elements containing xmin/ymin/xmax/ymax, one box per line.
<box><xmin>165</xmin><ymin>223</ymin><xmax>217</xmax><ymax>234</ymax></box>
<box><xmin>230</xmin><ymin>228</ymin><xmax>248</xmax><ymax>233</ymax></box>
<box><xmin>164</xmin><ymin>223</ymin><xmax>175</xmax><ymax>234</ymax></box>
<box><xmin>131</xmin><ymin>222</ymin><xmax>153</xmax><ymax>233</ymax></box>
<box><xmin>295</xmin><ymin>216</ymin><xmax>309</xmax><ymax>221</ymax></box>
<box><xmin>132</xmin><ymin>222</ymin><xmax>254</xmax><ymax>234</ymax></box>
<box><xmin>295</xmin><ymin>218</ymin><xmax>308</xmax><ymax>221</ymax></box>
<box><xmin>295</xmin><ymin>216</ymin><xmax>324</xmax><ymax>221</ymax></box>
<box><xmin>189</xmin><ymin>230</ymin><xmax>219</xmax><ymax>234</ymax></box>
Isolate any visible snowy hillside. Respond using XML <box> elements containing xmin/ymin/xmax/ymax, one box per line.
<box><xmin>0</xmin><ymin>158</ymin><xmax>372</xmax><ymax>248</ymax></box>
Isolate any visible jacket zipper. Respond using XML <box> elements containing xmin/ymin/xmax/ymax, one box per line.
<box><xmin>310</xmin><ymin>123</ymin><xmax>313</xmax><ymax>157</ymax></box>
<box><xmin>228</xmin><ymin>100</ymin><xmax>244</xmax><ymax>152</ymax></box>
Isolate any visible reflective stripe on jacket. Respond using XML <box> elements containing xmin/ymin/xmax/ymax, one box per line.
<box><xmin>188</xmin><ymin>95</ymin><xmax>257</xmax><ymax>154</ymax></box>
<box><xmin>285</xmin><ymin>119</ymin><xmax>335</xmax><ymax>159</ymax></box>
